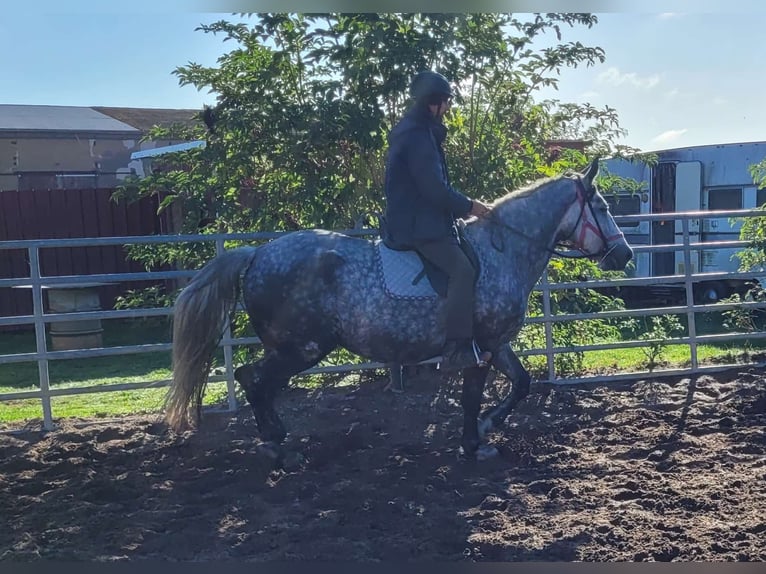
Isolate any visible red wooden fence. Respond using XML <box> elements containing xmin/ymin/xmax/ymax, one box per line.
<box><xmin>0</xmin><ymin>187</ymin><xmax>168</xmax><ymax>326</ymax></box>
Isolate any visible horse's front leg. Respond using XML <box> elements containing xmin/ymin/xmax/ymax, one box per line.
<box><xmin>477</xmin><ymin>342</ymin><xmax>531</xmax><ymax>438</ymax></box>
<box><xmin>460</xmin><ymin>364</ymin><xmax>493</xmax><ymax>460</ymax></box>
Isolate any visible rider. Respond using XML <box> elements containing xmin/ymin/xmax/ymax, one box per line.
<box><xmin>382</xmin><ymin>70</ymin><xmax>492</xmax><ymax>369</ymax></box>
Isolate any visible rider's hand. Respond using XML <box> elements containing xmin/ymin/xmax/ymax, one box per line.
<box><xmin>469</xmin><ymin>199</ymin><xmax>491</xmax><ymax>218</ymax></box>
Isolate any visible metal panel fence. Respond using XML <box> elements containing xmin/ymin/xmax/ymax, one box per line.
<box><xmin>2</xmin><ymin>209</ymin><xmax>766</xmax><ymax>430</ymax></box>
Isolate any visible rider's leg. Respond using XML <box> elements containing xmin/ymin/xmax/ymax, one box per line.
<box><xmin>415</xmin><ymin>239</ymin><xmax>491</xmax><ymax>368</ymax></box>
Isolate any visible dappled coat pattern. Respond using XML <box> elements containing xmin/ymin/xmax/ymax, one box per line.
<box><xmin>165</xmin><ymin>160</ymin><xmax>633</xmax><ymax>459</ymax></box>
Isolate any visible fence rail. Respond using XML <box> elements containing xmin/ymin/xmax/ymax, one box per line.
<box><xmin>3</xmin><ymin>209</ymin><xmax>766</xmax><ymax>430</ymax></box>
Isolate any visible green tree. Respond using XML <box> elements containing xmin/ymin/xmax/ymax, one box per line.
<box><xmin>736</xmin><ymin>158</ymin><xmax>766</xmax><ymax>272</ymax></box>
<box><xmin>119</xmin><ymin>13</ymin><xmax>638</xmax><ymax>245</ymax></box>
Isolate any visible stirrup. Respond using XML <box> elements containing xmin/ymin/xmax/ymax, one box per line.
<box><xmin>437</xmin><ymin>339</ymin><xmax>491</xmax><ymax>370</ymax></box>
<box><xmin>472</xmin><ymin>339</ymin><xmax>491</xmax><ymax>368</ymax></box>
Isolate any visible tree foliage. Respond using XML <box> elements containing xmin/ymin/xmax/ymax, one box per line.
<box><xmin>119</xmin><ymin>13</ymin><xmax>638</xmax><ymax>242</ymax></box>
<box><xmin>736</xmin><ymin>158</ymin><xmax>766</xmax><ymax>272</ymax></box>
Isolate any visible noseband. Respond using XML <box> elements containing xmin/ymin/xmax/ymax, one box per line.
<box><xmin>560</xmin><ymin>177</ymin><xmax>625</xmax><ymax>260</ymax></box>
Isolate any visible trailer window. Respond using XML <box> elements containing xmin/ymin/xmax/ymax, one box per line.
<box><xmin>605</xmin><ymin>194</ymin><xmax>641</xmax><ymax>227</ymax></box>
<box><xmin>757</xmin><ymin>188</ymin><xmax>766</xmax><ymax>208</ymax></box>
<box><xmin>707</xmin><ymin>188</ymin><xmax>742</xmax><ymax>210</ymax></box>
<box><xmin>605</xmin><ymin>194</ymin><xmax>641</xmax><ymax>215</ymax></box>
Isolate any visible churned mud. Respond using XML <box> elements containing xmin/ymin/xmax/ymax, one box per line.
<box><xmin>1</xmin><ymin>367</ymin><xmax>765</xmax><ymax>561</ymax></box>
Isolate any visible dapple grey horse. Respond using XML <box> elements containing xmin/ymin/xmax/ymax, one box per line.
<box><xmin>165</xmin><ymin>159</ymin><xmax>632</xmax><ymax>460</ymax></box>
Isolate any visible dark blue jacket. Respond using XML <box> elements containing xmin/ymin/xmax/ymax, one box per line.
<box><xmin>383</xmin><ymin>105</ymin><xmax>473</xmax><ymax>248</ymax></box>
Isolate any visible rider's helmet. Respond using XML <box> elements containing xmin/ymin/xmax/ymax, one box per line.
<box><xmin>409</xmin><ymin>71</ymin><xmax>454</xmax><ymax>105</ymax></box>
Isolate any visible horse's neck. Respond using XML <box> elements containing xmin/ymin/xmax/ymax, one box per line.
<box><xmin>490</xmin><ymin>181</ymin><xmax>574</xmax><ymax>291</ymax></box>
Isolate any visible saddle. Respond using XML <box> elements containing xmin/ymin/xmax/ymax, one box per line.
<box><xmin>376</xmin><ymin>217</ymin><xmax>480</xmax><ymax>299</ymax></box>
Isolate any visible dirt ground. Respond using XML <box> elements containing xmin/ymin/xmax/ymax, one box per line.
<box><xmin>1</xmin><ymin>366</ymin><xmax>765</xmax><ymax>562</ymax></box>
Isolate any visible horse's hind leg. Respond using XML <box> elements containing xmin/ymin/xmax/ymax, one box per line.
<box><xmin>234</xmin><ymin>343</ymin><xmax>331</xmax><ymax>443</ymax></box>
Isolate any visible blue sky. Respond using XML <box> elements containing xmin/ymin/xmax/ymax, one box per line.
<box><xmin>1</xmin><ymin>10</ymin><xmax>764</xmax><ymax>153</ymax></box>
<box><xmin>539</xmin><ymin>12</ymin><xmax>766</xmax><ymax>152</ymax></box>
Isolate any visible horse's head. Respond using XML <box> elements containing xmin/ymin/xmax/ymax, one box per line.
<box><xmin>559</xmin><ymin>158</ymin><xmax>634</xmax><ymax>272</ymax></box>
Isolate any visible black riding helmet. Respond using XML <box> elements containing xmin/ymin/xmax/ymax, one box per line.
<box><xmin>410</xmin><ymin>71</ymin><xmax>454</xmax><ymax>105</ymax></box>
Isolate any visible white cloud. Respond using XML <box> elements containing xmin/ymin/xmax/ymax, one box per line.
<box><xmin>652</xmin><ymin>129</ymin><xmax>689</xmax><ymax>144</ymax></box>
<box><xmin>712</xmin><ymin>97</ymin><xmax>728</xmax><ymax>105</ymax></box>
<box><xmin>658</xmin><ymin>13</ymin><xmax>682</xmax><ymax>20</ymax></box>
<box><xmin>665</xmin><ymin>88</ymin><xmax>680</xmax><ymax>99</ymax></box>
<box><xmin>597</xmin><ymin>67</ymin><xmax>660</xmax><ymax>90</ymax></box>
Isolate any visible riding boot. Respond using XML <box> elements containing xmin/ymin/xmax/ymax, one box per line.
<box><xmin>440</xmin><ymin>338</ymin><xmax>492</xmax><ymax>370</ymax></box>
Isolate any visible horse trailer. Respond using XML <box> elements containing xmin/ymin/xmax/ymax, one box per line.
<box><xmin>601</xmin><ymin>141</ymin><xmax>766</xmax><ymax>304</ymax></box>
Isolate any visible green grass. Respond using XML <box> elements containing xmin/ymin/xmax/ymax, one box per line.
<box><xmin>518</xmin><ymin>343</ymin><xmax>762</xmax><ymax>381</ymax></box>
<box><xmin>0</xmin><ymin>323</ymin><xmax>170</xmax><ymax>384</ymax></box>
<box><xmin>1</xmin><ymin>388</ymin><xmax>169</xmax><ymax>422</ymax></box>
<box><xmin>0</xmin><ymin>383</ymin><xmax>234</xmax><ymax>423</ymax></box>
<box><xmin>1</xmin><ymin>313</ymin><xmax>764</xmax><ymax>426</ymax></box>
<box><xmin>0</xmin><ymin>317</ymin><xmax>173</xmax><ymax>387</ymax></box>
<box><xmin>0</xmin><ymin>318</ymin><xmax>233</xmax><ymax>424</ymax></box>
<box><xmin>582</xmin><ymin>342</ymin><xmax>763</xmax><ymax>373</ymax></box>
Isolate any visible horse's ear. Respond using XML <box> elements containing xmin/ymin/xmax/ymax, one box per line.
<box><xmin>581</xmin><ymin>157</ymin><xmax>600</xmax><ymax>186</ymax></box>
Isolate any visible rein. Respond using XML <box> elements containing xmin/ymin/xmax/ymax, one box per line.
<box><xmin>483</xmin><ymin>176</ymin><xmax>619</xmax><ymax>260</ymax></box>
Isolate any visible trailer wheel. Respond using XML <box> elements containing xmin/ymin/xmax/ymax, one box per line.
<box><xmin>695</xmin><ymin>282</ymin><xmax>728</xmax><ymax>304</ymax></box>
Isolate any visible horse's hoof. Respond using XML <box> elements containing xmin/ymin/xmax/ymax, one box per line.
<box><xmin>256</xmin><ymin>441</ymin><xmax>282</xmax><ymax>460</ymax></box>
<box><xmin>476</xmin><ymin>444</ymin><xmax>499</xmax><ymax>461</ymax></box>
<box><xmin>254</xmin><ymin>410</ymin><xmax>287</xmax><ymax>443</ymax></box>
<box><xmin>459</xmin><ymin>440</ymin><xmax>480</xmax><ymax>460</ymax></box>
<box><xmin>478</xmin><ymin>417</ymin><xmax>493</xmax><ymax>438</ymax></box>
<box><xmin>262</xmin><ymin>428</ymin><xmax>287</xmax><ymax>444</ymax></box>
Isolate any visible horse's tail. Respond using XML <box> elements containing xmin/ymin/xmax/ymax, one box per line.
<box><xmin>164</xmin><ymin>246</ymin><xmax>257</xmax><ymax>432</ymax></box>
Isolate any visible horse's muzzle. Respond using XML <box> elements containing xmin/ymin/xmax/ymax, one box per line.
<box><xmin>598</xmin><ymin>242</ymin><xmax>633</xmax><ymax>272</ymax></box>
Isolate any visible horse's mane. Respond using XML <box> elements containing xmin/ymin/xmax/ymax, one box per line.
<box><xmin>491</xmin><ymin>172</ymin><xmax>569</xmax><ymax>207</ymax></box>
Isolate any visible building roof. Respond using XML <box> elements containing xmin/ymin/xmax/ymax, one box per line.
<box><xmin>93</xmin><ymin>107</ymin><xmax>201</xmax><ymax>132</ymax></box>
<box><xmin>0</xmin><ymin>104</ymin><xmax>201</xmax><ymax>135</ymax></box>
<box><xmin>0</xmin><ymin>104</ymin><xmax>140</xmax><ymax>134</ymax></box>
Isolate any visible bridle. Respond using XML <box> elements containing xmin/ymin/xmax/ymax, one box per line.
<box><xmin>484</xmin><ymin>175</ymin><xmax>624</xmax><ymax>261</ymax></box>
